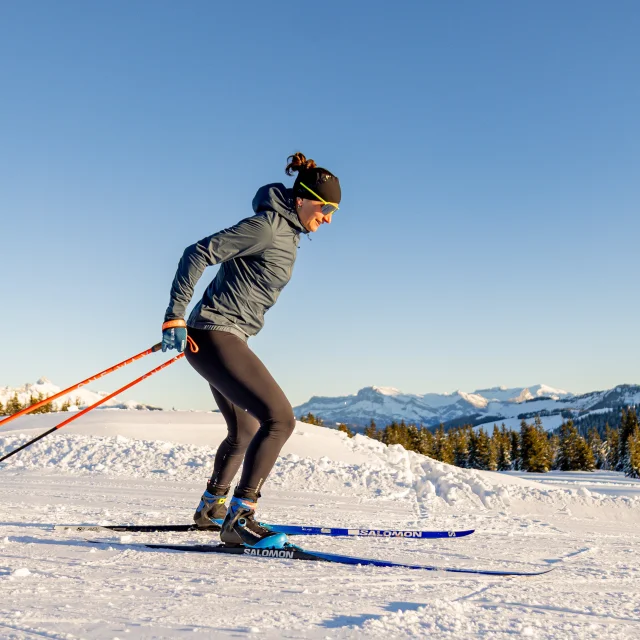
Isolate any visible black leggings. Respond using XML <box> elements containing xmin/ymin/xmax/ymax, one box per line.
<box><xmin>185</xmin><ymin>328</ymin><xmax>296</xmax><ymax>500</ymax></box>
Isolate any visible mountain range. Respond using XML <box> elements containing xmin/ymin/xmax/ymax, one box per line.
<box><xmin>3</xmin><ymin>378</ymin><xmax>639</xmax><ymax>431</ymax></box>
<box><xmin>292</xmin><ymin>383</ymin><xmax>640</xmax><ymax>430</ymax></box>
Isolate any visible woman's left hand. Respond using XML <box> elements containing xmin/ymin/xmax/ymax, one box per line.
<box><xmin>161</xmin><ymin>320</ymin><xmax>188</xmax><ymax>353</ymax></box>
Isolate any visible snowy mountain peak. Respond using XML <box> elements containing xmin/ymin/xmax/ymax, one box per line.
<box><xmin>456</xmin><ymin>391</ymin><xmax>489</xmax><ymax>409</ymax></box>
<box><xmin>535</xmin><ymin>384</ymin><xmax>569</xmax><ymax>397</ymax></box>
<box><xmin>513</xmin><ymin>388</ymin><xmax>534</xmax><ymax>403</ymax></box>
<box><xmin>371</xmin><ymin>386</ymin><xmax>403</xmax><ymax>396</ymax></box>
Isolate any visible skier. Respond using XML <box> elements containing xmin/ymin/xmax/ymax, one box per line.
<box><xmin>161</xmin><ymin>153</ymin><xmax>341</xmax><ymax>549</ymax></box>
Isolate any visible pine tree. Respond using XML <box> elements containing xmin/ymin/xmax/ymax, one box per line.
<box><xmin>587</xmin><ymin>428</ymin><xmax>606</xmax><ymax>469</ymax></box>
<box><xmin>407</xmin><ymin>424</ymin><xmax>421</xmax><ymax>452</ymax></box>
<box><xmin>337</xmin><ymin>423</ymin><xmax>354</xmax><ymax>438</ymax></box>
<box><xmin>383</xmin><ymin>421</ymin><xmax>409</xmax><ymax>448</ymax></box>
<box><xmin>556</xmin><ymin>421</ymin><xmax>593</xmax><ymax>471</ymax></box>
<box><xmin>556</xmin><ymin>422</ymin><xmax>575</xmax><ymax>471</ymax></box>
<box><xmin>364</xmin><ymin>419</ymin><xmax>378</xmax><ymax>440</ymax></box>
<box><xmin>520</xmin><ymin>418</ymin><xmax>551</xmax><ymax>473</ymax></box>
<box><xmin>299</xmin><ymin>412</ymin><xmax>324</xmax><ymax>426</ymax></box>
<box><xmin>382</xmin><ymin>421</ymin><xmax>395</xmax><ymax>445</ymax></box>
<box><xmin>605</xmin><ymin>424</ymin><xmax>619</xmax><ymax>470</ymax></box>
<box><xmin>467</xmin><ymin>428</ymin><xmax>479</xmax><ymax>468</ymax></box>
<box><xmin>509</xmin><ymin>429</ymin><xmax>520</xmax><ymax>470</ymax></box>
<box><xmin>28</xmin><ymin>392</ymin><xmax>55</xmax><ymax>415</ymax></box>
<box><xmin>60</xmin><ymin>398</ymin><xmax>71</xmax><ymax>412</ymax></box>
<box><xmin>625</xmin><ymin>425</ymin><xmax>640</xmax><ymax>479</ymax></box>
<box><xmin>469</xmin><ymin>428</ymin><xmax>493</xmax><ymax>470</ymax></box>
<box><xmin>575</xmin><ymin>432</ymin><xmax>595</xmax><ymax>471</ymax></box>
<box><xmin>433</xmin><ymin>424</ymin><xmax>454</xmax><ymax>464</ymax></box>
<box><xmin>488</xmin><ymin>432</ymin><xmax>498</xmax><ymax>471</ymax></box>
<box><xmin>493</xmin><ymin>425</ymin><xmax>511</xmax><ymax>471</ymax></box>
<box><xmin>6</xmin><ymin>393</ymin><xmax>23</xmax><ymax>415</ymax></box>
<box><xmin>535</xmin><ymin>416</ymin><xmax>553</xmax><ymax>472</ymax></box>
<box><xmin>520</xmin><ymin>420</ymin><xmax>534</xmax><ymax>471</ymax></box>
<box><xmin>548</xmin><ymin>433</ymin><xmax>559</xmax><ymax>468</ymax></box>
<box><xmin>416</xmin><ymin>427</ymin><xmax>434</xmax><ymax>457</ymax></box>
<box><xmin>0</xmin><ymin>400</ymin><xmax>4</xmax><ymax>416</ymax></box>
<box><xmin>617</xmin><ymin>408</ymin><xmax>638</xmax><ymax>471</ymax></box>
<box><xmin>451</xmin><ymin>427</ymin><xmax>470</xmax><ymax>468</ymax></box>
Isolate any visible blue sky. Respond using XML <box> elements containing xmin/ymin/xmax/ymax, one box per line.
<box><xmin>1</xmin><ymin>1</ymin><xmax>639</xmax><ymax>411</ymax></box>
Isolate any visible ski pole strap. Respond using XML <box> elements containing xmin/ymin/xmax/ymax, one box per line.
<box><xmin>186</xmin><ymin>335</ymin><xmax>199</xmax><ymax>353</ymax></box>
<box><xmin>162</xmin><ymin>319</ymin><xmax>187</xmax><ymax>330</ymax></box>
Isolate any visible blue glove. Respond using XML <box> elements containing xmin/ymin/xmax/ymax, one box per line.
<box><xmin>162</xmin><ymin>321</ymin><xmax>188</xmax><ymax>353</ymax></box>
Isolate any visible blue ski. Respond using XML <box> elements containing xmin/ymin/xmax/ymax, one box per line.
<box><xmin>56</xmin><ymin>523</ymin><xmax>474</xmax><ymax>539</ymax></box>
<box><xmin>263</xmin><ymin>525</ymin><xmax>474</xmax><ymax>539</ymax></box>
<box><xmin>86</xmin><ymin>540</ymin><xmax>552</xmax><ymax>576</ymax></box>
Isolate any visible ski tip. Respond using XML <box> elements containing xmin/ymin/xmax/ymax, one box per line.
<box><xmin>508</xmin><ymin>567</ymin><xmax>556</xmax><ymax>577</ymax></box>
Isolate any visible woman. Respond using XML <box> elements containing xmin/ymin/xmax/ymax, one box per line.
<box><xmin>161</xmin><ymin>152</ymin><xmax>341</xmax><ymax>549</ymax></box>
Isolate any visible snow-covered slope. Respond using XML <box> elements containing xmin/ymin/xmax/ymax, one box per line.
<box><xmin>0</xmin><ymin>411</ymin><xmax>639</xmax><ymax>638</ymax></box>
<box><xmin>294</xmin><ymin>383</ymin><xmax>640</xmax><ymax>429</ymax></box>
<box><xmin>1</xmin><ymin>410</ymin><xmax>636</xmax><ymax>518</ymax></box>
<box><xmin>0</xmin><ymin>377</ymin><xmax>160</xmax><ymax>411</ymax></box>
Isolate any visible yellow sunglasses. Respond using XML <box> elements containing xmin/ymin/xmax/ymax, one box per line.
<box><xmin>300</xmin><ymin>182</ymin><xmax>340</xmax><ymax>216</ymax></box>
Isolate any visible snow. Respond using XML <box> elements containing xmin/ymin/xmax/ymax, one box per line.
<box><xmin>475</xmin><ymin>414</ymin><xmax>567</xmax><ymax>432</ymax></box>
<box><xmin>1</xmin><ymin>411</ymin><xmax>639</xmax><ymax>638</ymax></box>
<box><xmin>507</xmin><ymin>470</ymin><xmax>640</xmax><ymax>499</ymax></box>
<box><xmin>577</xmin><ymin>407</ymin><xmax>613</xmax><ymax>418</ymax></box>
<box><xmin>456</xmin><ymin>391</ymin><xmax>488</xmax><ymax>409</ymax></box>
<box><xmin>473</xmin><ymin>384</ymin><xmax>569</xmax><ymax>403</ymax></box>
<box><xmin>371</xmin><ymin>386</ymin><xmax>403</xmax><ymax>396</ymax></box>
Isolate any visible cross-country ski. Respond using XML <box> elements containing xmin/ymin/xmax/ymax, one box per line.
<box><xmin>54</xmin><ymin>523</ymin><xmax>475</xmax><ymax>538</ymax></box>
<box><xmin>85</xmin><ymin>539</ymin><xmax>552</xmax><ymax>577</ymax></box>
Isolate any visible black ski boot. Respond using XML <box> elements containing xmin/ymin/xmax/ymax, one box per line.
<box><xmin>220</xmin><ymin>496</ymin><xmax>288</xmax><ymax>549</ymax></box>
<box><xmin>193</xmin><ymin>488</ymin><xmax>228</xmax><ymax>529</ymax></box>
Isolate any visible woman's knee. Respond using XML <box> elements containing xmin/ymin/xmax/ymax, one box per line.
<box><xmin>234</xmin><ymin>425</ymin><xmax>260</xmax><ymax>449</ymax></box>
<box><xmin>278</xmin><ymin>409</ymin><xmax>296</xmax><ymax>440</ymax></box>
<box><xmin>265</xmin><ymin>409</ymin><xmax>296</xmax><ymax>440</ymax></box>
<box><xmin>282</xmin><ymin>412</ymin><xmax>296</xmax><ymax>438</ymax></box>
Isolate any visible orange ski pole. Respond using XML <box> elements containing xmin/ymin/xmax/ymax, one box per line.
<box><xmin>0</xmin><ymin>337</ymin><xmax>198</xmax><ymax>465</ymax></box>
<box><xmin>0</xmin><ymin>343</ymin><xmax>163</xmax><ymax>428</ymax></box>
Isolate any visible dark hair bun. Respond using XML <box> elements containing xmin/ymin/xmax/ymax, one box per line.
<box><xmin>285</xmin><ymin>152</ymin><xmax>317</xmax><ymax>176</ymax></box>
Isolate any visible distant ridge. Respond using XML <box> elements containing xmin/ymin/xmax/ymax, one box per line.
<box><xmin>293</xmin><ymin>383</ymin><xmax>640</xmax><ymax>429</ymax></box>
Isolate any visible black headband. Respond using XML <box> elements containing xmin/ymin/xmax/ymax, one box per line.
<box><xmin>293</xmin><ymin>169</ymin><xmax>341</xmax><ymax>204</ymax></box>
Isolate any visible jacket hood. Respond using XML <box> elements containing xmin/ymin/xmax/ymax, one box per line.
<box><xmin>252</xmin><ymin>183</ymin><xmax>308</xmax><ymax>233</ymax></box>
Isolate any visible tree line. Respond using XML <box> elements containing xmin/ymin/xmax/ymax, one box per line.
<box><xmin>0</xmin><ymin>392</ymin><xmax>82</xmax><ymax>416</ymax></box>
<box><xmin>299</xmin><ymin>408</ymin><xmax>640</xmax><ymax>479</ymax></box>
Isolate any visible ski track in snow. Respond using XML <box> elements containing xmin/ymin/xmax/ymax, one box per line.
<box><xmin>0</xmin><ymin>413</ymin><xmax>639</xmax><ymax>639</ymax></box>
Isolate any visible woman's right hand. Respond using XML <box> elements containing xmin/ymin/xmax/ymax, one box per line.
<box><xmin>162</xmin><ymin>320</ymin><xmax>188</xmax><ymax>353</ymax></box>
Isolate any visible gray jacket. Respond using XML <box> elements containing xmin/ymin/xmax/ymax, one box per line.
<box><xmin>165</xmin><ymin>183</ymin><xmax>307</xmax><ymax>340</ymax></box>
